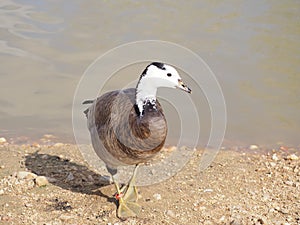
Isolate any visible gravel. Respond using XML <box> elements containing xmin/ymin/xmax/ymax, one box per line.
<box><xmin>0</xmin><ymin>143</ymin><xmax>299</xmax><ymax>224</ymax></box>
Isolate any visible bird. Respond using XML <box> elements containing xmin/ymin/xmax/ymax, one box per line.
<box><xmin>83</xmin><ymin>62</ymin><xmax>191</xmax><ymax>218</ymax></box>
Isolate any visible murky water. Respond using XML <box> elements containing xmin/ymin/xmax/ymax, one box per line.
<box><xmin>1</xmin><ymin>0</ymin><xmax>299</xmax><ymax>146</ymax></box>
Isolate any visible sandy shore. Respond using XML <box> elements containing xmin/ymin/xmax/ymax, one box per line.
<box><xmin>0</xmin><ymin>141</ymin><xmax>299</xmax><ymax>225</ymax></box>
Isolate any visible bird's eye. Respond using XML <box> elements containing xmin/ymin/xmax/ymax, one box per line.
<box><xmin>167</xmin><ymin>73</ymin><xmax>172</xmax><ymax>77</ymax></box>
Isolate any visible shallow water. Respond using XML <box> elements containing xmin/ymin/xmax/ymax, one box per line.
<box><xmin>0</xmin><ymin>0</ymin><xmax>299</xmax><ymax>146</ymax></box>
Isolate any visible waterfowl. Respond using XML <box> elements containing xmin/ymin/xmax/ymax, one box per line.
<box><xmin>83</xmin><ymin>62</ymin><xmax>191</xmax><ymax>218</ymax></box>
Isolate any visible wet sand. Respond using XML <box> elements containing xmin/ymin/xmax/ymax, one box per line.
<box><xmin>0</xmin><ymin>140</ymin><xmax>299</xmax><ymax>225</ymax></box>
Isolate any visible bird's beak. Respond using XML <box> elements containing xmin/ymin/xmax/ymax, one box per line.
<box><xmin>176</xmin><ymin>79</ymin><xmax>192</xmax><ymax>93</ymax></box>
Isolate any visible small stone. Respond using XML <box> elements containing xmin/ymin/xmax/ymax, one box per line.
<box><xmin>153</xmin><ymin>193</ymin><xmax>161</xmax><ymax>200</ymax></box>
<box><xmin>230</xmin><ymin>219</ymin><xmax>242</xmax><ymax>225</ymax></box>
<box><xmin>87</xmin><ymin>175</ymin><xmax>95</xmax><ymax>182</ymax></box>
<box><xmin>0</xmin><ymin>137</ymin><xmax>7</xmax><ymax>144</ymax></box>
<box><xmin>0</xmin><ymin>215</ymin><xmax>11</xmax><ymax>221</ymax></box>
<box><xmin>16</xmin><ymin>171</ymin><xmax>37</xmax><ymax>180</ymax></box>
<box><xmin>199</xmin><ymin>206</ymin><xmax>206</xmax><ymax>211</ymax></box>
<box><xmin>53</xmin><ymin>142</ymin><xmax>64</xmax><ymax>147</ymax></box>
<box><xmin>203</xmin><ymin>188</ymin><xmax>213</xmax><ymax>193</ymax></box>
<box><xmin>280</xmin><ymin>208</ymin><xmax>289</xmax><ymax>214</ymax></box>
<box><xmin>0</xmin><ymin>189</ymin><xmax>4</xmax><ymax>195</ymax></box>
<box><xmin>283</xmin><ymin>166</ymin><xmax>292</xmax><ymax>171</ymax></box>
<box><xmin>43</xmin><ymin>134</ymin><xmax>56</xmax><ymax>139</ymax></box>
<box><xmin>98</xmin><ymin>175</ymin><xmax>112</xmax><ymax>184</ymax></box>
<box><xmin>262</xmin><ymin>194</ymin><xmax>270</xmax><ymax>202</ymax></box>
<box><xmin>219</xmin><ymin>216</ymin><xmax>226</xmax><ymax>222</ymax></box>
<box><xmin>287</xmin><ymin>154</ymin><xmax>298</xmax><ymax>161</ymax></box>
<box><xmin>46</xmin><ymin>177</ymin><xmax>57</xmax><ymax>183</ymax></box>
<box><xmin>35</xmin><ymin>176</ymin><xmax>49</xmax><ymax>187</ymax></box>
<box><xmin>40</xmin><ymin>155</ymin><xmax>49</xmax><ymax>160</ymax></box>
<box><xmin>59</xmin><ymin>215</ymin><xmax>73</xmax><ymax>221</ymax></box>
<box><xmin>284</xmin><ymin>180</ymin><xmax>294</xmax><ymax>186</ymax></box>
<box><xmin>272</xmin><ymin>154</ymin><xmax>279</xmax><ymax>161</ymax></box>
<box><xmin>31</xmin><ymin>142</ymin><xmax>40</xmax><ymax>148</ymax></box>
<box><xmin>149</xmin><ymin>169</ymin><xmax>155</xmax><ymax>175</ymax></box>
<box><xmin>280</xmin><ymin>146</ymin><xmax>289</xmax><ymax>151</ymax></box>
<box><xmin>166</xmin><ymin>146</ymin><xmax>177</xmax><ymax>152</ymax></box>
<box><xmin>165</xmin><ymin>209</ymin><xmax>175</xmax><ymax>218</ymax></box>
<box><xmin>24</xmin><ymin>203</ymin><xmax>33</xmax><ymax>208</ymax></box>
<box><xmin>65</xmin><ymin>172</ymin><xmax>74</xmax><ymax>181</ymax></box>
<box><xmin>0</xmin><ymin>165</ymin><xmax>4</xmax><ymax>169</ymax></box>
<box><xmin>249</xmin><ymin>145</ymin><xmax>258</xmax><ymax>150</ymax></box>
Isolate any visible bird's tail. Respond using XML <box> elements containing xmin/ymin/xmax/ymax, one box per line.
<box><xmin>82</xmin><ymin>99</ymin><xmax>94</xmax><ymax>117</ymax></box>
<box><xmin>82</xmin><ymin>99</ymin><xmax>94</xmax><ymax>104</ymax></box>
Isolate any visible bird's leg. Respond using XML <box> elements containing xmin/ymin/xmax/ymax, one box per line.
<box><xmin>120</xmin><ymin>164</ymin><xmax>139</xmax><ymax>202</ymax></box>
<box><xmin>115</xmin><ymin>164</ymin><xmax>141</xmax><ymax>218</ymax></box>
<box><xmin>111</xmin><ymin>175</ymin><xmax>123</xmax><ymax>200</ymax></box>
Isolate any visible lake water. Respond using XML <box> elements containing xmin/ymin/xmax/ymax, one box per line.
<box><xmin>1</xmin><ymin>0</ymin><xmax>299</xmax><ymax>147</ymax></box>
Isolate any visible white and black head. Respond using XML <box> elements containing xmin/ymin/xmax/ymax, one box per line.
<box><xmin>136</xmin><ymin>62</ymin><xmax>191</xmax><ymax>116</ymax></box>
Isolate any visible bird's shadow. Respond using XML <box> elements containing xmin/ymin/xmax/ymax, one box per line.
<box><xmin>24</xmin><ymin>151</ymin><xmax>116</xmax><ymax>205</ymax></box>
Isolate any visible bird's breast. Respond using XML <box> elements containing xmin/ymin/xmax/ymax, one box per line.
<box><xmin>91</xmin><ymin>88</ymin><xmax>167</xmax><ymax>165</ymax></box>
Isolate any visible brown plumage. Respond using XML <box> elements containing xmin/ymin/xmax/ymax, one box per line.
<box><xmin>85</xmin><ymin>88</ymin><xmax>167</xmax><ymax>168</ymax></box>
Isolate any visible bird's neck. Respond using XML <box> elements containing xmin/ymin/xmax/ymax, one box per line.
<box><xmin>135</xmin><ymin>79</ymin><xmax>157</xmax><ymax>117</ymax></box>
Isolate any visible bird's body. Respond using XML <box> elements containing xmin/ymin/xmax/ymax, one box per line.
<box><xmin>85</xmin><ymin>88</ymin><xmax>167</xmax><ymax>168</ymax></box>
<box><xmin>84</xmin><ymin>62</ymin><xmax>191</xmax><ymax>218</ymax></box>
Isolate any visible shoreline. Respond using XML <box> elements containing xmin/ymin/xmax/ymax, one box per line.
<box><xmin>0</xmin><ymin>134</ymin><xmax>299</xmax><ymax>153</ymax></box>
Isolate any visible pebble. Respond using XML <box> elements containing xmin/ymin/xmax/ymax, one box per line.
<box><xmin>199</xmin><ymin>206</ymin><xmax>206</xmax><ymax>211</ymax></box>
<box><xmin>59</xmin><ymin>214</ymin><xmax>73</xmax><ymax>221</ymax></box>
<box><xmin>43</xmin><ymin>134</ymin><xmax>56</xmax><ymax>139</ymax></box>
<box><xmin>0</xmin><ymin>189</ymin><xmax>4</xmax><ymax>195</ymax></box>
<box><xmin>166</xmin><ymin>146</ymin><xmax>177</xmax><ymax>152</ymax></box>
<box><xmin>280</xmin><ymin>208</ymin><xmax>289</xmax><ymax>214</ymax></box>
<box><xmin>40</xmin><ymin>154</ymin><xmax>49</xmax><ymax>160</ymax></box>
<box><xmin>287</xmin><ymin>154</ymin><xmax>298</xmax><ymax>160</ymax></box>
<box><xmin>35</xmin><ymin>176</ymin><xmax>49</xmax><ymax>187</ymax></box>
<box><xmin>219</xmin><ymin>216</ymin><xmax>226</xmax><ymax>222</ymax></box>
<box><xmin>87</xmin><ymin>175</ymin><xmax>95</xmax><ymax>182</ymax></box>
<box><xmin>0</xmin><ymin>137</ymin><xmax>7</xmax><ymax>144</ymax></box>
<box><xmin>53</xmin><ymin>142</ymin><xmax>64</xmax><ymax>147</ymax></box>
<box><xmin>24</xmin><ymin>203</ymin><xmax>33</xmax><ymax>208</ymax></box>
<box><xmin>230</xmin><ymin>219</ymin><xmax>242</xmax><ymax>225</ymax></box>
<box><xmin>0</xmin><ymin>215</ymin><xmax>11</xmax><ymax>222</ymax></box>
<box><xmin>153</xmin><ymin>193</ymin><xmax>162</xmax><ymax>200</ymax></box>
<box><xmin>283</xmin><ymin>166</ymin><xmax>292</xmax><ymax>171</ymax></box>
<box><xmin>98</xmin><ymin>175</ymin><xmax>112</xmax><ymax>184</ymax></box>
<box><xmin>249</xmin><ymin>145</ymin><xmax>258</xmax><ymax>150</ymax></box>
<box><xmin>16</xmin><ymin>171</ymin><xmax>37</xmax><ymax>180</ymax></box>
<box><xmin>65</xmin><ymin>172</ymin><xmax>74</xmax><ymax>181</ymax></box>
<box><xmin>46</xmin><ymin>177</ymin><xmax>57</xmax><ymax>183</ymax></box>
<box><xmin>272</xmin><ymin>154</ymin><xmax>279</xmax><ymax>161</ymax></box>
<box><xmin>284</xmin><ymin>180</ymin><xmax>294</xmax><ymax>186</ymax></box>
<box><xmin>262</xmin><ymin>193</ymin><xmax>270</xmax><ymax>202</ymax></box>
<box><xmin>165</xmin><ymin>209</ymin><xmax>176</xmax><ymax>218</ymax></box>
<box><xmin>31</xmin><ymin>142</ymin><xmax>40</xmax><ymax>148</ymax></box>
